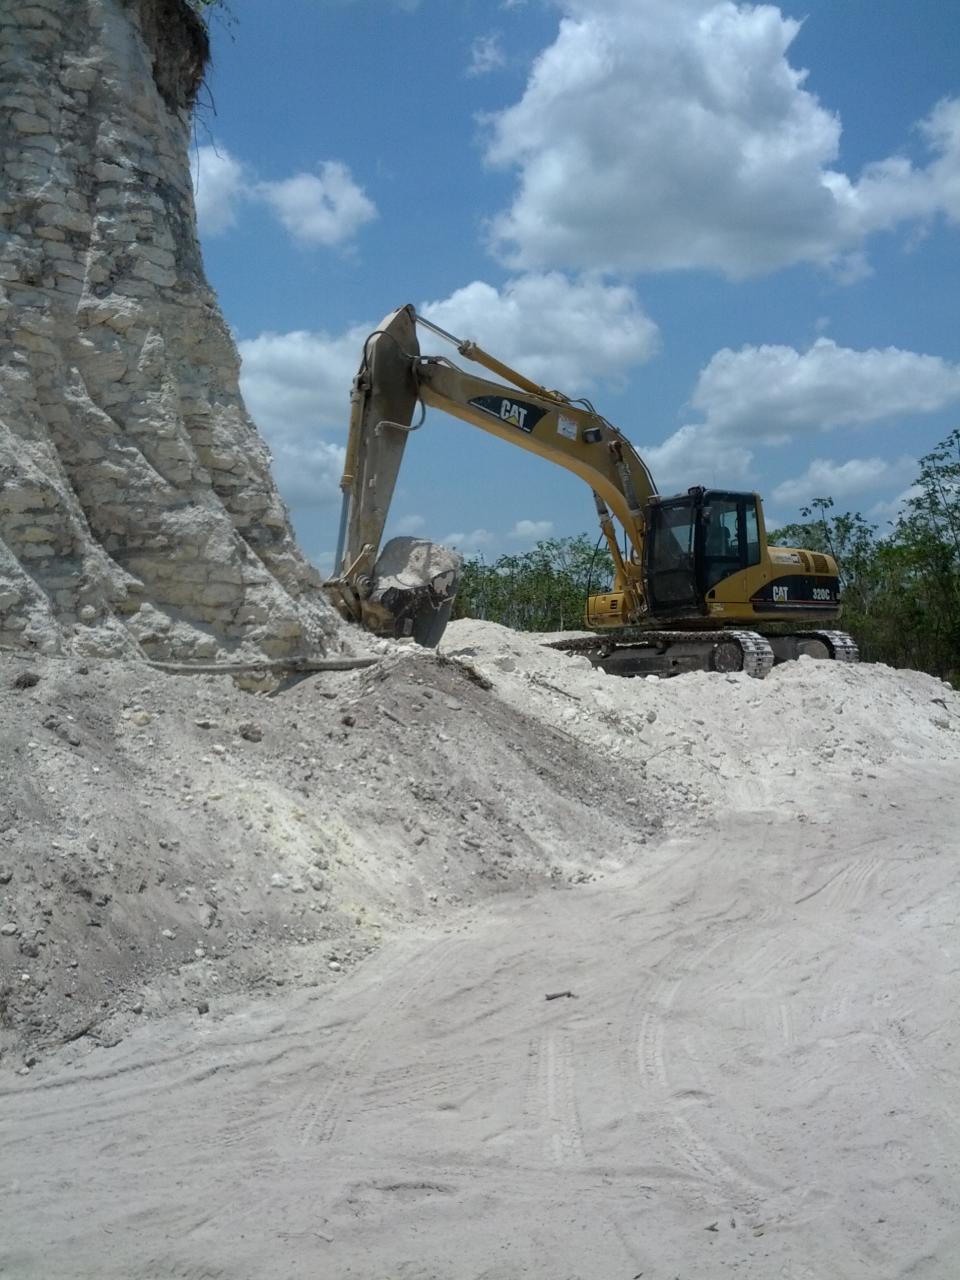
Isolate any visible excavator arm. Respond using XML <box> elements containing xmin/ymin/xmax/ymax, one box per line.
<box><xmin>325</xmin><ymin>304</ymin><xmax>658</xmax><ymax>641</ymax></box>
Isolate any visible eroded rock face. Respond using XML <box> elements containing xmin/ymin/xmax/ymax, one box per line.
<box><xmin>0</xmin><ymin>0</ymin><xmax>340</xmax><ymax>660</ymax></box>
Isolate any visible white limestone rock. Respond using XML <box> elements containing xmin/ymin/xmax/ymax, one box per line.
<box><xmin>0</xmin><ymin>0</ymin><xmax>342</xmax><ymax>662</ymax></box>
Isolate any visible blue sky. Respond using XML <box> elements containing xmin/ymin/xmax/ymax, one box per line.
<box><xmin>193</xmin><ymin>0</ymin><xmax>960</xmax><ymax>568</ymax></box>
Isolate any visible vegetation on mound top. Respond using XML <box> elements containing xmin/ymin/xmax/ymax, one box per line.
<box><xmin>453</xmin><ymin>535</ymin><xmax>616</xmax><ymax>634</ymax></box>
<box><xmin>770</xmin><ymin>429</ymin><xmax>960</xmax><ymax>682</ymax></box>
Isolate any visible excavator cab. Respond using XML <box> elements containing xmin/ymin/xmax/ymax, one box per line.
<box><xmin>645</xmin><ymin>488</ymin><xmax>763</xmax><ymax>617</ymax></box>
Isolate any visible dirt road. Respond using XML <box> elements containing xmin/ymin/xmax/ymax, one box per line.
<box><xmin>3</xmin><ymin>760</ymin><xmax>958</xmax><ymax>1279</ymax></box>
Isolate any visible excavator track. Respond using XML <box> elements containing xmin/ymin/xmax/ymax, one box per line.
<box><xmin>548</xmin><ymin>628</ymin><xmax>861</xmax><ymax>679</ymax></box>
<box><xmin>548</xmin><ymin>629</ymin><xmax>776</xmax><ymax>679</ymax></box>
<box><xmin>798</xmin><ymin>630</ymin><xmax>860</xmax><ymax>663</ymax></box>
<box><xmin>726</xmin><ymin>630</ymin><xmax>777</xmax><ymax>678</ymax></box>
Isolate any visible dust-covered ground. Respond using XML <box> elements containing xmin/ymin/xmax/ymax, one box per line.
<box><xmin>2</xmin><ymin>622</ymin><xmax>960</xmax><ymax>1278</ymax></box>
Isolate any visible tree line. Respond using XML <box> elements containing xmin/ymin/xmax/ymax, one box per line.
<box><xmin>453</xmin><ymin>429</ymin><xmax>960</xmax><ymax>683</ymax></box>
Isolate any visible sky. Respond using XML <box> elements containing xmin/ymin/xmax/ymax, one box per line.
<box><xmin>193</xmin><ymin>0</ymin><xmax>960</xmax><ymax>569</ymax></box>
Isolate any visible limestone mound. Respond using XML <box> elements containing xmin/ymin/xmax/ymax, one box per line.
<box><xmin>0</xmin><ymin>0</ymin><xmax>340</xmax><ymax>661</ymax></box>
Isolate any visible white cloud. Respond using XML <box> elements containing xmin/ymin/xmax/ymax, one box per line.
<box><xmin>691</xmin><ymin>339</ymin><xmax>960</xmax><ymax>442</ymax></box>
<box><xmin>420</xmin><ymin>272</ymin><xmax>659</xmax><ymax>390</ymax></box>
<box><xmin>772</xmin><ymin>456</ymin><xmax>915</xmax><ymax>507</ymax></box>
<box><xmin>258</xmin><ymin>161</ymin><xmax>377</xmax><ymax>248</ymax></box>
<box><xmin>641</xmin><ymin>424</ymin><xmax>754</xmax><ymax>494</ymax></box>
<box><xmin>643</xmin><ymin>337</ymin><xmax>960</xmax><ymax>497</ymax></box>
<box><xmin>509</xmin><ymin>518</ymin><xmax>554</xmax><ymax>541</ymax></box>
<box><xmin>238</xmin><ymin>325</ymin><xmax>368</xmax><ymax>434</ymax></box>
<box><xmin>484</xmin><ymin>0</ymin><xmax>960</xmax><ymax>277</ymax></box>
<box><xmin>468</xmin><ymin>33</ymin><xmax>506</xmax><ymax>77</ymax></box>
<box><xmin>238</xmin><ymin>326</ymin><xmax>357</xmax><ymax>507</ymax></box>
<box><xmin>193</xmin><ymin>143</ymin><xmax>378</xmax><ymax>251</ymax></box>
<box><xmin>868</xmin><ymin>485</ymin><xmax>923</xmax><ymax>527</ymax></box>
<box><xmin>852</xmin><ymin>97</ymin><xmax>960</xmax><ymax>231</ymax></box>
<box><xmin>392</xmin><ymin>513</ymin><xmax>427</xmax><ymax>535</ymax></box>
<box><xmin>308</xmin><ymin>548</ymin><xmax>336</xmax><ymax>576</ymax></box>
<box><xmin>237</xmin><ymin>272</ymin><xmax>654</xmax><ymax>446</ymax></box>
<box><xmin>267</xmin><ymin>436</ymin><xmax>345</xmax><ymax>509</ymax></box>
<box><xmin>442</xmin><ymin>529</ymin><xmax>494</xmax><ymax>554</ymax></box>
<box><xmin>191</xmin><ymin>145</ymin><xmax>247</xmax><ymax>235</ymax></box>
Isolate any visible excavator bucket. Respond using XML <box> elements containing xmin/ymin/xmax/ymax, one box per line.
<box><xmin>368</xmin><ymin>535</ymin><xmax>462</xmax><ymax>647</ymax></box>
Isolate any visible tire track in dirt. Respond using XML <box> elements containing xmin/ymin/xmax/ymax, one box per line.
<box><xmin>129</xmin><ymin>1261</ymin><xmax>227</xmax><ymax>1280</ymax></box>
<box><xmin>358</xmin><ymin>1055</ymin><xmax>502</xmax><ymax>1115</ymax></box>
<box><xmin>522</xmin><ymin>1028</ymin><xmax>587</xmax><ymax>1167</ymax></box>
<box><xmin>284</xmin><ymin>936</ymin><xmax>462</xmax><ymax>1149</ymax></box>
<box><xmin>618</xmin><ymin>910</ymin><xmax>785</xmax><ymax>1204</ymax></box>
<box><xmin>542</xmin><ymin>1030</ymin><xmax>585</xmax><ymax>1166</ymax></box>
<box><xmin>869</xmin><ymin>1028</ymin><xmax>960</xmax><ymax>1141</ymax></box>
<box><xmin>822</xmin><ymin>856</ymin><xmax>884</xmax><ymax>912</ymax></box>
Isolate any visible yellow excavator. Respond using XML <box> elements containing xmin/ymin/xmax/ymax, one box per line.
<box><xmin>323</xmin><ymin>305</ymin><xmax>858</xmax><ymax>678</ymax></box>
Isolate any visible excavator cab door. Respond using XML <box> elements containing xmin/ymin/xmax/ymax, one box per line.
<box><xmin>645</xmin><ymin>495</ymin><xmax>702</xmax><ymax>616</ymax></box>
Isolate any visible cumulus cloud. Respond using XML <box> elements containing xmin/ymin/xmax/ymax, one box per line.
<box><xmin>643</xmin><ymin>338</ymin><xmax>960</xmax><ymax>497</ymax></box>
<box><xmin>266</xmin><ymin>436</ymin><xmax>345</xmax><ymax>509</ymax></box>
<box><xmin>238</xmin><ymin>273</ymin><xmax>653</xmax><ymax>451</ymax></box>
<box><xmin>419</xmin><ymin>272</ymin><xmax>659</xmax><ymax>390</ymax></box>
<box><xmin>309</xmin><ymin>548</ymin><xmax>336</xmax><ymax>576</ymax></box>
<box><xmin>391</xmin><ymin>513</ymin><xmax>427</xmax><ymax>535</ymax></box>
<box><xmin>238</xmin><ymin>326</ymin><xmax>362</xmax><ymax>509</ymax></box>
<box><xmin>442</xmin><ymin>529</ymin><xmax>494</xmax><ymax>554</ymax></box>
<box><xmin>772</xmin><ymin>456</ymin><xmax>915</xmax><ymax>507</ymax></box>
<box><xmin>509</xmin><ymin>518</ymin><xmax>555</xmax><ymax>541</ymax></box>
<box><xmin>238</xmin><ymin>325</ymin><xmax>369</xmax><ymax>434</ymax></box>
<box><xmin>191</xmin><ymin>145</ymin><xmax>247</xmax><ymax>235</ymax></box>
<box><xmin>691</xmin><ymin>339</ymin><xmax>960</xmax><ymax>442</ymax></box>
<box><xmin>192</xmin><ymin>143</ymin><xmax>378</xmax><ymax>250</ymax></box>
<box><xmin>258</xmin><ymin>161</ymin><xmax>377</xmax><ymax>248</ymax></box>
<box><xmin>484</xmin><ymin>0</ymin><xmax>960</xmax><ymax>277</ymax></box>
<box><xmin>468</xmin><ymin>33</ymin><xmax>506</xmax><ymax>77</ymax></box>
<box><xmin>641</xmin><ymin>425</ymin><xmax>754</xmax><ymax>493</ymax></box>
<box><xmin>868</xmin><ymin>485</ymin><xmax>923</xmax><ymax>526</ymax></box>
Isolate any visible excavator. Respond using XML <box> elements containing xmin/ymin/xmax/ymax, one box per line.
<box><xmin>323</xmin><ymin>305</ymin><xmax>858</xmax><ymax>678</ymax></box>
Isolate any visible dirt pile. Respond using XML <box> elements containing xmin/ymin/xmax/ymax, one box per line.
<box><xmin>441</xmin><ymin>619</ymin><xmax>960</xmax><ymax>813</ymax></box>
<box><xmin>3</xmin><ymin>624</ymin><xmax>958</xmax><ymax>1070</ymax></box>
<box><xmin>0</xmin><ymin>641</ymin><xmax>659</xmax><ymax>1065</ymax></box>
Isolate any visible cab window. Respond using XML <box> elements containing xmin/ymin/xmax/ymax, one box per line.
<box><xmin>647</xmin><ymin>499</ymin><xmax>699</xmax><ymax>607</ymax></box>
<box><xmin>742</xmin><ymin>500</ymin><xmax>760</xmax><ymax>567</ymax></box>
<box><xmin>651</xmin><ymin>502</ymin><xmax>696</xmax><ymax>573</ymax></box>
<box><xmin>702</xmin><ymin>496</ymin><xmax>761</xmax><ymax>589</ymax></box>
